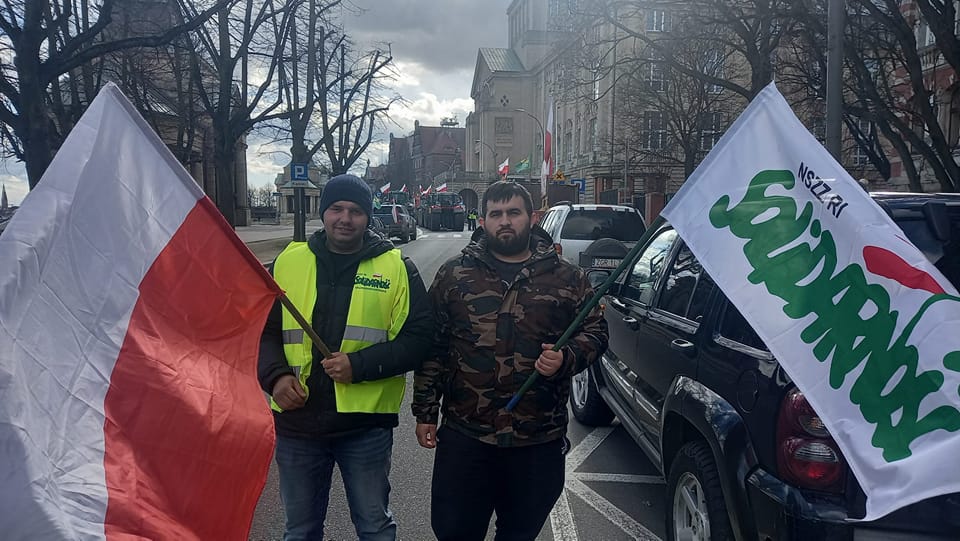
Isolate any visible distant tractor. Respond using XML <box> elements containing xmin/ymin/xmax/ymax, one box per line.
<box><xmin>380</xmin><ymin>190</ymin><xmax>414</xmax><ymax>212</ymax></box>
<box><xmin>418</xmin><ymin>192</ymin><xmax>465</xmax><ymax>231</ymax></box>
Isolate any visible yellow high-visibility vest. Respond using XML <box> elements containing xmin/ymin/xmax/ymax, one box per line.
<box><xmin>271</xmin><ymin>242</ymin><xmax>410</xmax><ymax>413</ymax></box>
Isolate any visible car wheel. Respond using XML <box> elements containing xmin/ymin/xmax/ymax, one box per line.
<box><xmin>570</xmin><ymin>367</ymin><xmax>614</xmax><ymax>426</ymax></box>
<box><xmin>399</xmin><ymin>230</ymin><xmax>409</xmax><ymax>243</ymax></box>
<box><xmin>411</xmin><ymin>226</ymin><xmax>417</xmax><ymax>240</ymax></box>
<box><xmin>666</xmin><ymin>441</ymin><xmax>733</xmax><ymax>541</ymax></box>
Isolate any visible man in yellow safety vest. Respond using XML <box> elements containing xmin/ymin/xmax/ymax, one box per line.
<box><xmin>258</xmin><ymin>174</ymin><xmax>433</xmax><ymax>541</ymax></box>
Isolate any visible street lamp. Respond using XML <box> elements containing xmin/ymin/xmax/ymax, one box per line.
<box><xmin>475</xmin><ymin>139</ymin><xmax>497</xmax><ymax>177</ymax></box>
<box><xmin>514</xmin><ymin>108</ymin><xmax>544</xmax><ymax>182</ymax></box>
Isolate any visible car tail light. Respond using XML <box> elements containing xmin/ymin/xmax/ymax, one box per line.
<box><xmin>554</xmin><ymin>243</ymin><xmax>562</xmax><ymax>255</ymax></box>
<box><xmin>776</xmin><ymin>388</ymin><xmax>846</xmax><ymax>492</ymax></box>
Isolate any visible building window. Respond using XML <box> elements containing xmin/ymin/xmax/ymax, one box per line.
<box><xmin>852</xmin><ymin>118</ymin><xmax>873</xmax><ymax>166</ymax></box>
<box><xmin>811</xmin><ymin>116</ymin><xmax>826</xmax><ymax>143</ymax></box>
<box><xmin>644</xmin><ymin>62</ymin><xmax>666</xmax><ymax>92</ymax></box>
<box><xmin>641</xmin><ymin>111</ymin><xmax>666</xmax><ymax>150</ymax></box>
<box><xmin>699</xmin><ymin>113</ymin><xmax>723</xmax><ymax>151</ymax></box>
<box><xmin>646</xmin><ymin>9</ymin><xmax>671</xmax><ymax>32</ymax></box>
<box><xmin>575</xmin><ymin>125</ymin><xmax>582</xmax><ymax>158</ymax></box>
<box><xmin>703</xmin><ymin>49</ymin><xmax>723</xmax><ymax>93</ymax></box>
<box><xmin>589</xmin><ymin>117</ymin><xmax>598</xmax><ymax>154</ymax></box>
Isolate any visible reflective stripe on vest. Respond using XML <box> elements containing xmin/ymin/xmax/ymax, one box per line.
<box><xmin>272</xmin><ymin>241</ymin><xmax>410</xmax><ymax>413</ymax></box>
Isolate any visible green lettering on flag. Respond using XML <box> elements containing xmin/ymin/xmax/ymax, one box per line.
<box><xmin>709</xmin><ymin>169</ymin><xmax>960</xmax><ymax>461</ymax></box>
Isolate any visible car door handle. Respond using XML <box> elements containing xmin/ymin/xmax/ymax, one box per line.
<box><xmin>610</xmin><ymin>297</ymin><xmax>629</xmax><ymax>311</ymax></box>
<box><xmin>623</xmin><ymin>316</ymin><xmax>640</xmax><ymax>331</ymax></box>
<box><xmin>670</xmin><ymin>339</ymin><xmax>696</xmax><ymax>357</ymax></box>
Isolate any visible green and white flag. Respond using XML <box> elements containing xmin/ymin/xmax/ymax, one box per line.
<box><xmin>662</xmin><ymin>83</ymin><xmax>960</xmax><ymax>520</ymax></box>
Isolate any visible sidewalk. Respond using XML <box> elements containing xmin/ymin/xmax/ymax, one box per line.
<box><xmin>235</xmin><ymin>218</ymin><xmax>323</xmax><ymax>244</ymax></box>
<box><xmin>236</xmin><ymin>218</ymin><xmax>323</xmax><ymax>262</ymax></box>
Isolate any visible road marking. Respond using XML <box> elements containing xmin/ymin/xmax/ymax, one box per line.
<box><xmin>415</xmin><ymin>232</ymin><xmax>467</xmax><ymax>239</ymax></box>
<box><xmin>574</xmin><ymin>473</ymin><xmax>664</xmax><ymax>484</ymax></box>
<box><xmin>550</xmin><ymin>490</ymin><xmax>579</xmax><ymax>541</ymax></box>
<box><xmin>549</xmin><ymin>426</ymin><xmax>663</xmax><ymax>541</ymax></box>
<box><xmin>565</xmin><ymin>426</ymin><xmax>615</xmax><ymax>469</ymax></box>
<box><xmin>566</xmin><ymin>478</ymin><xmax>661</xmax><ymax>541</ymax></box>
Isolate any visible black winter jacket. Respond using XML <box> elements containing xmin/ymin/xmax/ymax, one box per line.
<box><xmin>258</xmin><ymin>229</ymin><xmax>433</xmax><ymax>439</ymax></box>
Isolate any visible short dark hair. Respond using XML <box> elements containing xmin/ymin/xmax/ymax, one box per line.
<box><xmin>481</xmin><ymin>181</ymin><xmax>533</xmax><ymax>217</ymax></box>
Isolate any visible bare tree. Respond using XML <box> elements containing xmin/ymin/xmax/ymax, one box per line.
<box><xmin>182</xmin><ymin>0</ymin><xmax>299</xmax><ymax>225</ymax></box>
<box><xmin>616</xmin><ymin>27</ymin><xmax>742</xmax><ymax>178</ymax></box>
<box><xmin>0</xmin><ymin>0</ymin><xmax>227</xmax><ymax>188</ymax></box>
<box><xmin>266</xmin><ymin>1</ymin><xmax>398</xmax><ymax>176</ymax></box>
<box><xmin>579</xmin><ymin>0</ymin><xmax>795</xmax><ymax>101</ymax></box>
<box><xmin>250</xmin><ymin>184</ymin><xmax>274</xmax><ymax>207</ymax></box>
<box><xmin>788</xmin><ymin>0</ymin><xmax>958</xmax><ymax>191</ymax></box>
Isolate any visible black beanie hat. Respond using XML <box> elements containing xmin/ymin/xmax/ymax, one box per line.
<box><xmin>319</xmin><ymin>174</ymin><xmax>373</xmax><ymax>218</ymax></box>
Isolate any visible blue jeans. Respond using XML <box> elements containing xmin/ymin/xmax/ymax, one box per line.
<box><xmin>275</xmin><ymin>429</ymin><xmax>397</xmax><ymax>541</ymax></box>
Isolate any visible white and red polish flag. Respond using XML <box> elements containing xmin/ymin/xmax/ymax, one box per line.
<box><xmin>498</xmin><ymin>157</ymin><xmax>509</xmax><ymax>178</ymax></box>
<box><xmin>436</xmin><ymin>182</ymin><xmax>448</xmax><ymax>192</ymax></box>
<box><xmin>0</xmin><ymin>83</ymin><xmax>281</xmax><ymax>539</ymax></box>
<box><xmin>541</xmin><ymin>96</ymin><xmax>554</xmax><ymax>200</ymax></box>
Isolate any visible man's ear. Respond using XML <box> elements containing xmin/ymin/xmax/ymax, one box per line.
<box><xmin>478</xmin><ymin>217</ymin><xmax>484</xmax><ymax>228</ymax></box>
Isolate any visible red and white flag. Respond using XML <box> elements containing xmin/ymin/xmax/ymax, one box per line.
<box><xmin>436</xmin><ymin>183</ymin><xmax>448</xmax><ymax>193</ymax></box>
<box><xmin>541</xmin><ymin>96</ymin><xmax>555</xmax><ymax>199</ymax></box>
<box><xmin>498</xmin><ymin>158</ymin><xmax>509</xmax><ymax>177</ymax></box>
<box><xmin>378</xmin><ymin>182</ymin><xmax>391</xmax><ymax>194</ymax></box>
<box><xmin>400</xmin><ymin>184</ymin><xmax>408</xmax><ymax>193</ymax></box>
<box><xmin>0</xmin><ymin>83</ymin><xmax>281</xmax><ymax>539</ymax></box>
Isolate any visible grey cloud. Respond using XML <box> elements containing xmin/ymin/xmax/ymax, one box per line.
<box><xmin>345</xmin><ymin>0</ymin><xmax>512</xmax><ymax>74</ymax></box>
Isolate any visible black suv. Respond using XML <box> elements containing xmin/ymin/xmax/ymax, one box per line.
<box><xmin>573</xmin><ymin>192</ymin><xmax>960</xmax><ymax>540</ymax></box>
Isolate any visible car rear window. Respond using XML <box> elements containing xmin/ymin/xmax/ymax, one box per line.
<box><xmin>560</xmin><ymin>208</ymin><xmax>646</xmax><ymax>241</ymax></box>
<box><xmin>891</xmin><ymin>206</ymin><xmax>960</xmax><ymax>290</ymax></box>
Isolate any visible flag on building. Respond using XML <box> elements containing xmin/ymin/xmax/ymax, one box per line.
<box><xmin>541</xmin><ymin>96</ymin><xmax>555</xmax><ymax>202</ymax></box>
<box><xmin>379</xmin><ymin>182</ymin><xmax>391</xmax><ymax>194</ymax></box>
<box><xmin>515</xmin><ymin>157</ymin><xmax>530</xmax><ymax>174</ymax></box>
<box><xmin>498</xmin><ymin>157</ymin><xmax>510</xmax><ymax>178</ymax></box>
<box><xmin>661</xmin><ymin>82</ymin><xmax>960</xmax><ymax>521</ymax></box>
<box><xmin>0</xmin><ymin>83</ymin><xmax>281</xmax><ymax>539</ymax></box>
<box><xmin>436</xmin><ymin>183</ymin><xmax>448</xmax><ymax>192</ymax></box>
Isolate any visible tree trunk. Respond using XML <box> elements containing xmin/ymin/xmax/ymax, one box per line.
<box><xmin>214</xmin><ymin>136</ymin><xmax>237</xmax><ymax>226</ymax></box>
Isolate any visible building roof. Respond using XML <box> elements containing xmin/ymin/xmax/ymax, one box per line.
<box><xmin>479</xmin><ymin>48</ymin><xmax>525</xmax><ymax>73</ymax></box>
<box><xmin>416</xmin><ymin>126</ymin><xmax>465</xmax><ymax>156</ymax></box>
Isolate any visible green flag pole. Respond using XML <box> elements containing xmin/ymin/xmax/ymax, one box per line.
<box><xmin>505</xmin><ymin>215</ymin><xmax>665</xmax><ymax>412</ymax></box>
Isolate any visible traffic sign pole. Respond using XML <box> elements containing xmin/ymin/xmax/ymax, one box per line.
<box><xmin>290</xmin><ymin>163</ymin><xmax>309</xmax><ymax>242</ymax></box>
<box><xmin>293</xmin><ymin>187</ymin><xmax>305</xmax><ymax>241</ymax></box>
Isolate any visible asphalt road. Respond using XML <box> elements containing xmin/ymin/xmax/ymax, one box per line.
<box><xmin>247</xmin><ymin>228</ymin><xmax>669</xmax><ymax>541</ymax></box>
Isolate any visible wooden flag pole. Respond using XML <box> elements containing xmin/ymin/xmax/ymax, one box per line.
<box><xmin>277</xmin><ymin>293</ymin><xmax>334</xmax><ymax>359</ymax></box>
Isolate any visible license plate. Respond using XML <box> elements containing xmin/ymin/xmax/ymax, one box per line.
<box><xmin>591</xmin><ymin>258</ymin><xmax>622</xmax><ymax>269</ymax></box>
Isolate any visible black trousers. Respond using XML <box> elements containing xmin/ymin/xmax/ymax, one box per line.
<box><xmin>431</xmin><ymin>426</ymin><xmax>566</xmax><ymax>541</ymax></box>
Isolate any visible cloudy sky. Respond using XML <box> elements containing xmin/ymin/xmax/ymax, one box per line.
<box><xmin>0</xmin><ymin>0</ymin><xmax>513</xmax><ymax>206</ymax></box>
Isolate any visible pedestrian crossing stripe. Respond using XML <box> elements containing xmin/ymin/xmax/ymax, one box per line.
<box><xmin>416</xmin><ymin>233</ymin><xmax>464</xmax><ymax>239</ymax></box>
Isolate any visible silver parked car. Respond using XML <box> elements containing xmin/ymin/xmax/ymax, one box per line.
<box><xmin>537</xmin><ymin>203</ymin><xmax>646</xmax><ymax>268</ymax></box>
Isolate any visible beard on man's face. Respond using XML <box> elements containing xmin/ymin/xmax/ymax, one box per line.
<box><xmin>486</xmin><ymin>224</ymin><xmax>531</xmax><ymax>256</ymax></box>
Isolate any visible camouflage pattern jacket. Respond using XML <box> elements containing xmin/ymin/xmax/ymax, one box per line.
<box><xmin>412</xmin><ymin>226</ymin><xmax>608</xmax><ymax>447</ymax></box>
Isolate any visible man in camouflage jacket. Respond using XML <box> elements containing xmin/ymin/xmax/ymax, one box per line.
<box><xmin>413</xmin><ymin>181</ymin><xmax>608</xmax><ymax>541</ymax></box>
